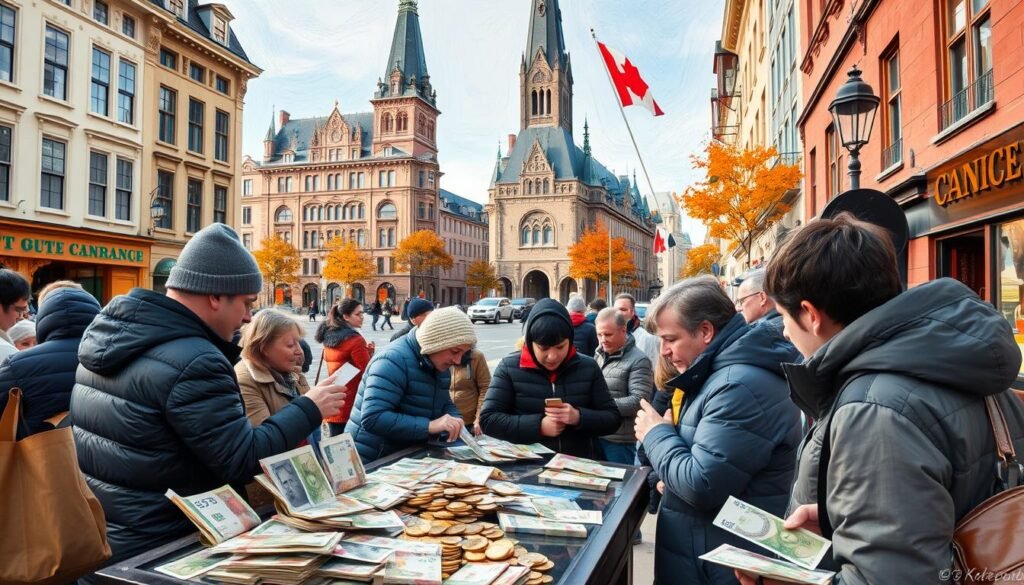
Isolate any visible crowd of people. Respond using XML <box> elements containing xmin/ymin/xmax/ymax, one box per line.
<box><xmin>3</xmin><ymin>217</ymin><xmax>1024</xmax><ymax>585</ymax></box>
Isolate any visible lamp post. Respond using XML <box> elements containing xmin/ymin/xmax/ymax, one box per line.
<box><xmin>317</xmin><ymin>230</ymin><xmax>327</xmax><ymax>314</ymax></box>
<box><xmin>828</xmin><ymin>65</ymin><xmax>880</xmax><ymax>191</ymax></box>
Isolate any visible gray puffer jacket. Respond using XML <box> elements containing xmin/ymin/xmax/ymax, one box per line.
<box><xmin>595</xmin><ymin>336</ymin><xmax>654</xmax><ymax>444</ymax></box>
<box><xmin>785</xmin><ymin>278</ymin><xmax>1024</xmax><ymax>585</ymax></box>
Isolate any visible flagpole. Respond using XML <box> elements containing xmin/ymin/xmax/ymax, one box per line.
<box><xmin>590</xmin><ymin>29</ymin><xmax>660</xmax><ymax>207</ymax></box>
<box><xmin>607</xmin><ymin>226</ymin><xmax>612</xmax><ymax>305</ymax></box>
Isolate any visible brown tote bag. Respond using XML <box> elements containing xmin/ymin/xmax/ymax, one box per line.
<box><xmin>0</xmin><ymin>388</ymin><xmax>111</xmax><ymax>585</ymax></box>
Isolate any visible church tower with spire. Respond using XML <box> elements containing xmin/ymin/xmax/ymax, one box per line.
<box><xmin>371</xmin><ymin>0</ymin><xmax>439</xmax><ymax>158</ymax></box>
<box><xmin>520</xmin><ymin>0</ymin><xmax>573</xmax><ymax>132</ymax></box>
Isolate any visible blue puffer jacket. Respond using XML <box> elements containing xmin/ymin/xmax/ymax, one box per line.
<box><xmin>344</xmin><ymin>328</ymin><xmax>460</xmax><ymax>462</ymax></box>
<box><xmin>71</xmin><ymin>289</ymin><xmax>321</xmax><ymax>565</ymax></box>
<box><xmin>641</xmin><ymin>313</ymin><xmax>801</xmax><ymax>585</ymax></box>
<box><xmin>0</xmin><ymin>288</ymin><xmax>100</xmax><ymax>439</ymax></box>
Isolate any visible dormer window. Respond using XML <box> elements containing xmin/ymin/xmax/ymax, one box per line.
<box><xmin>168</xmin><ymin>0</ymin><xmax>184</xmax><ymax>17</ymax></box>
<box><xmin>213</xmin><ymin>17</ymin><xmax>227</xmax><ymax>44</ymax></box>
<box><xmin>283</xmin><ymin>152</ymin><xmax>294</xmax><ymax>163</ymax></box>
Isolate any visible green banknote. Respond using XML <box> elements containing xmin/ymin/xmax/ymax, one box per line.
<box><xmin>712</xmin><ymin>496</ymin><xmax>831</xmax><ymax>569</ymax></box>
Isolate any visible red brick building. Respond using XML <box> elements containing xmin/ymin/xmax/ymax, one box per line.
<box><xmin>798</xmin><ymin>0</ymin><xmax>1024</xmax><ymax>376</ymax></box>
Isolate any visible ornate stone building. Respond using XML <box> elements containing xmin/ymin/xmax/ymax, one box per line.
<box><xmin>241</xmin><ymin>0</ymin><xmax>475</xmax><ymax>308</ymax></box>
<box><xmin>439</xmin><ymin>190</ymin><xmax>488</xmax><ymax>306</ymax></box>
<box><xmin>486</xmin><ymin>0</ymin><xmax>657</xmax><ymax>303</ymax></box>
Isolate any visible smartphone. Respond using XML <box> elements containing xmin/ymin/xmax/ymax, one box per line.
<box><xmin>545</xmin><ymin>398</ymin><xmax>564</xmax><ymax>407</ymax></box>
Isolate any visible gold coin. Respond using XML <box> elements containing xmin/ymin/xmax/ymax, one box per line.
<box><xmin>464</xmin><ymin>550</ymin><xmax>487</xmax><ymax>562</ymax></box>
<box><xmin>462</xmin><ymin>523</ymin><xmax>484</xmax><ymax>535</ymax></box>
<box><xmin>534</xmin><ymin>560</ymin><xmax>554</xmax><ymax>572</ymax></box>
<box><xmin>541</xmin><ymin>576</ymin><xmax>553</xmax><ymax>584</ymax></box>
<box><xmin>428</xmin><ymin>525</ymin><xmax>448</xmax><ymax>536</ymax></box>
<box><xmin>433</xmin><ymin>510</ymin><xmax>456</xmax><ymax>519</ymax></box>
<box><xmin>461</xmin><ymin>495</ymin><xmax>484</xmax><ymax>504</ymax></box>
<box><xmin>405</xmin><ymin>525</ymin><xmax>429</xmax><ymax>537</ymax></box>
<box><xmin>419</xmin><ymin>512</ymin><xmax>435</xmax><ymax>520</ymax></box>
<box><xmin>461</xmin><ymin>536</ymin><xmax>490</xmax><ymax>552</ymax></box>
<box><xmin>485</xmin><ymin>539</ymin><xmax>514</xmax><ymax>561</ymax></box>
<box><xmin>444</xmin><ymin>524</ymin><xmax>467</xmax><ymax>536</ymax></box>
<box><xmin>514</xmin><ymin>545</ymin><xmax>529</xmax><ymax>558</ymax></box>
<box><xmin>440</xmin><ymin>536</ymin><xmax>463</xmax><ymax>546</ymax></box>
<box><xmin>523</xmin><ymin>553</ymin><xmax>548</xmax><ymax>566</ymax></box>
<box><xmin>475</xmin><ymin>503</ymin><xmax>498</xmax><ymax>512</ymax></box>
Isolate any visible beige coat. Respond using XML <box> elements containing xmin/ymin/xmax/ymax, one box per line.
<box><xmin>449</xmin><ymin>349</ymin><xmax>490</xmax><ymax>424</ymax></box>
<box><xmin>235</xmin><ymin>358</ymin><xmax>309</xmax><ymax>427</ymax></box>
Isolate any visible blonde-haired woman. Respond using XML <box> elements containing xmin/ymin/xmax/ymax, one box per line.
<box><xmin>236</xmin><ymin>310</ymin><xmax>310</xmax><ymax>429</ymax></box>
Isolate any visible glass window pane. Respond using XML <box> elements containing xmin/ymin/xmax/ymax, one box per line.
<box><xmin>972</xmin><ymin>0</ymin><xmax>989</xmax><ymax>13</ymax></box>
<box><xmin>888</xmin><ymin>53</ymin><xmax>900</xmax><ymax>92</ymax></box>
<box><xmin>950</xmin><ymin>38</ymin><xmax>968</xmax><ymax>94</ymax></box>
<box><xmin>948</xmin><ymin>0</ymin><xmax>965</xmax><ymax>36</ymax></box>
<box><xmin>974</xmin><ymin>15</ymin><xmax>992</xmax><ymax>76</ymax></box>
<box><xmin>997</xmin><ymin>218</ymin><xmax>1024</xmax><ymax>376</ymax></box>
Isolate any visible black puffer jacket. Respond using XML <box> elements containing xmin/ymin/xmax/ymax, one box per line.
<box><xmin>0</xmin><ymin>288</ymin><xmax>100</xmax><ymax>439</ymax></box>
<box><xmin>71</xmin><ymin>289</ymin><xmax>321</xmax><ymax>564</ymax></box>
<box><xmin>480</xmin><ymin>299</ymin><xmax>620</xmax><ymax>459</ymax></box>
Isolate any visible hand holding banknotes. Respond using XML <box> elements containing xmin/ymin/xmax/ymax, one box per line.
<box><xmin>634</xmin><ymin>399</ymin><xmax>672</xmax><ymax>442</ymax></box>
<box><xmin>733</xmin><ymin>505</ymin><xmax>828</xmax><ymax>585</ymax></box>
<box><xmin>428</xmin><ymin>413</ymin><xmax>464</xmax><ymax>441</ymax></box>
<box><xmin>306</xmin><ymin>372</ymin><xmax>348</xmax><ymax>418</ymax></box>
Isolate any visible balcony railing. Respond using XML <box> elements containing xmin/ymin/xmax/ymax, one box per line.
<box><xmin>881</xmin><ymin>137</ymin><xmax>903</xmax><ymax>170</ymax></box>
<box><xmin>940</xmin><ymin>68</ymin><xmax>994</xmax><ymax>131</ymax></box>
<box><xmin>772</xmin><ymin>152</ymin><xmax>802</xmax><ymax>168</ymax></box>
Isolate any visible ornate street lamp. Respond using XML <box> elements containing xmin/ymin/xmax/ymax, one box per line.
<box><xmin>713</xmin><ymin>41</ymin><xmax>739</xmax><ymax>109</ymax></box>
<box><xmin>829</xmin><ymin>65</ymin><xmax>880</xmax><ymax>190</ymax></box>
<box><xmin>146</xmin><ymin>186</ymin><xmax>166</xmax><ymax>235</ymax></box>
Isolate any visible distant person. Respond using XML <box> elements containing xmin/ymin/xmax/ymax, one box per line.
<box><xmin>401</xmin><ymin>297</ymin><xmax>411</xmax><ymax>321</ymax></box>
<box><xmin>368</xmin><ymin>299</ymin><xmax>382</xmax><ymax>331</ymax></box>
<box><xmin>308</xmin><ymin>301</ymin><xmax>318</xmax><ymax>322</ymax></box>
<box><xmin>390</xmin><ymin>298</ymin><xmax>433</xmax><ymax>342</ymax></box>
<box><xmin>0</xmin><ymin>287</ymin><xmax>100</xmax><ymax>439</ymax></box>
<box><xmin>346</xmin><ymin>307</ymin><xmax>477</xmax><ymax>462</ymax></box>
<box><xmin>450</xmin><ymin>348</ymin><xmax>491</xmax><ymax>435</ymax></box>
<box><xmin>594</xmin><ymin>308</ymin><xmax>653</xmax><ymax>464</ymax></box>
<box><xmin>585</xmin><ymin>298</ymin><xmax>607</xmax><ymax>325</ymax></box>
<box><xmin>613</xmin><ymin>293</ymin><xmax>659</xmax><ymax>363</ymax></box>
<box><xmin>381</xmin><ymin>297</ymin><xmax>395</xmax><ymax>330</ymax></box>
<box><xmin>8</xmin><ymin>319</ymin><xmax>36</xmax><ymax>350</ymax></box>
<box><xmin>316</xmin><ymin>299</ymin><xmax>374</xmax><ymax>437</ymax></box>
<box><xmin>0</xmin><ymin>269</ymin><xmax>31</xmax><ymax>362</ymax></box>
<box><xmin>480</xmin><ymin>299</ymin><xmax>620</xmax><ymax>459</ymax></box>
<box><xmin>735</xmin><ymin>267</ymin><xmax>781</xmax><ymax>330</ymax></box>
<box><xmin>566</xmin><ymin>296</ymin><xmax>598</xmax><ymax>357</ymax></box>
<box><xmin>70</xmin><ymin>224</ymin><xmax>347</xmax><ymax>564</ymax></box>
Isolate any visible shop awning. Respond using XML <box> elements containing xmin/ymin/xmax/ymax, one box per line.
<box><xmin>153</xmin><ymin>258</ymin><xmax>177</xmax><ymax>277</ymax></box>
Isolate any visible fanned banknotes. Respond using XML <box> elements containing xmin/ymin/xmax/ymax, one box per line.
<box><xmin>712</xmin><ymin>496</ymin><xmax>831</xmax><ymax>570</ymax></box>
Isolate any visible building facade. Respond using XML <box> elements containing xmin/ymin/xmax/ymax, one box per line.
<box><xmin>798</xmin><ymin>0</ymin><xmax>1024</xmax><ymax>381</ymax></box>
<box><xmin>487</xmin><ymin>0</ymin><xmax>657</xmax><ymax>304</ymax></box>
<box><xmin>439</xmin><ymin>189</ymin><xmax>488</xmax><ymax>306</ymax></box>
<box><xmin>144</xmin><ymin>0</ymin><xmax>260</xmax><ymax>292</ymax></box>
<box><xmin>0</xmin><ymin>0</ymin><xmax>156</xmax><ymax>302</ymax></box>
<box><xmin>242</xmin><ymin>0</ymin><xmax>475</xmax><ymax>308</ymax></box>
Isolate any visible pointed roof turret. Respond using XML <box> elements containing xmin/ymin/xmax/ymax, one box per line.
<box><xmin>377</xmin><ymin>0</ymin><xmax>434</xmax><ymax>105</ymax></box>
<box><xmin>264</xmin><ymin>108</ymin><xmax>275</xmax><ymax>142</ymax></box>
<box><xmin>525</xmin><ymin>0</ymin><xmax>568</xmax><ymax>71</ymax></box>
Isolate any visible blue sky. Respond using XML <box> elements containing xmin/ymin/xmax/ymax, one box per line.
<box><xmin>223</xmin><ymin>0</ymin><xmax>724</xmax><ymax>243</ymax></box>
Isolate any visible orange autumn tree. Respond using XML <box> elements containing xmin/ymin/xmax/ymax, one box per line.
<box><xmin>679</xmin><ymin>142</ymin><xmax>801</xmax><ymax>268</ymax></box>
<box><xmin>252</xmin><ymin>236</ymin><xmax>300</xmax><ymax>307</ymax></box>
<box><xmin>681</xmin><ymin>243</ymin><xmax>721</xmax><ymax>278</ymax></box>
<box><xmin>323</xmin><ymin>237</ymin><xmax>375</xmax><ymax>297</ymax></box>
<box><xmin>465</xmin><ymin>260</ymin><xmax>500</xmax><ymax>299</ymax></box>
<box><xmin>393</xmin><ymin>229</ymin><xmax>454</xmax><ymax>296</ymax></box>
<box><xmin>568</xmin><ymin>220</ymin><xmax>638</xmax><ymax>294</ymax></box>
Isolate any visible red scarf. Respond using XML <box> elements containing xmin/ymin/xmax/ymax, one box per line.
<box><xmin>519</xmin><ymin>344</ymin><xmax>577</xmax><ymax>383</ymax></box>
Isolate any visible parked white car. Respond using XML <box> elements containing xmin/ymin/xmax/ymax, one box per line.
<box><xmin>469</xmin><ymin>297</ymin><xmax>515</xmax><ymax>324</ymax></box>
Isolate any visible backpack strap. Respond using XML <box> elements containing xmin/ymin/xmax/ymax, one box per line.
<box><xmin>985</xmin><ymin>394</ymin><xmax>1023</xmax><ymax>490</ymax></box>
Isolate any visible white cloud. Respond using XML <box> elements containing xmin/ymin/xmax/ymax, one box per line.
<box><xmin>227</xmin><ymin>0</ymin><xmax>724</xmax><ymax>244</ymax></box>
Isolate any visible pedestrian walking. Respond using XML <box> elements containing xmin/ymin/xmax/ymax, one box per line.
<box><xmin>308</xmin><ymin>301</ymin><xmax>318</xmax><ymax>322</ymax></box>
<box><xmin>0</xmin><ymin>286</ymin><xmax>100</xmax><ymax>439</ymax></box>
<box><xmin>369</xmin><ymin>299</ymin><xmax>382</xmax><ymax>331</ymax></box>
<box><xmin>69</xmin><ymin>224</ymin><xmax>347</xmax><ymax>566</ymax></box>
<box><xmin>390</xmin><ymin>298</ymin><xmax>432</xmax><ymax>342</ymax></box>
<box><xmin>735</xmin><ymin>214</ymin><xmax>1024</xmax><ymax>585</ymax></box>
<box><xmin>633</xmin><ymin>276</ymin><xmax>801</xmax><ymax>585</ymax></box>
<box><xmin>480</xmin><ymin>299</ymin><xmax>620</xmax><ymax>459</ymax></box>
<box><xmin>400</xmin><ymin>296</ymin><xmax>411</xmax><ymax>321</ymax></box>
<box><xmin>315</xmin><ymin>299</ymin><xmax>374</xmax><ymax>437</ymax></box>
<box><xmin>381</xmin><ymin>297</ymin><xmax>395</xmax><ymax>330</ymax></box>
<box><xmin>594</xmin><ymin>307</ymin><xmax>653</xmax><ymax>465</ymax></box>
<box><xmin>449</xmin><ymin>348</ymin><xmax>491</xmax><ymax>436</ymax></box>
<box><xmin>345</xmin><ymin>307</ymin><xmax>476</xmax><ymax>462</ymax></box>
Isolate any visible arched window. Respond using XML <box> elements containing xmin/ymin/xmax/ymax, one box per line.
<box><xmin>532</xmin><ymin>227</ymin><xmax>540</xmax><ymax>245</ymax></box>
<box><xmin>275</xmin><ymin>206</ymin><xmax>292</xmax><ymax>223</ymax></box>
<box><xmin>531</xmin><ymin>90</ymin><xmax>538</xmax><ymax>115</ymax></box>
<box><xmin>358</xmin><ymin>229</ymin><xmax>366</xmax><ymax>248</ymax></box>
<box><xmin>535</xmin><ymin>179</ymin><xmax>541</xmax><ymax>194</ymax></box>
<box><xmin>378</xmin><ymin>201</ymin><xmax>397</xmax><ymax>220</ymax></box>
<box><xmin>382</xmin><ymin>113</ymin><xmax>393</xmax><ymax>133</ymax></box>
<box><xmin>427</xmin><ymin>122</ymin><xmax>434</xmax><ymax>140</ymax></box>
<box><xmin>546</xmin><ymin>89</ymin><xmax>552</xmax><ymax>115</ymax></box>
<box><xmin>522</xmin><ymin>227</ymin><xmax>530</xmax><ymax>245</ymax></box>
<box><xmin>527</xmin><ymin>181</ymin><xmax>533</xmax><ymax>195</ymax></box>
<box><xmin>388</xmin><ymin>228</ymin><xmax>396</xmax><ymax>247</ymax></box>
<box><xmin>543</xmin><ymin>225</ymin><xmax>553</xmax><ymax>245</ymax></box>
<box><xmin>379</xmin><ymin>229</ymin><xmax>387</xmax><ymax>247</ymax></box>
<box><xmin>358</xmin><ymin>203</ymin><xmax>365</xmax><ymax>219</ymax></box>
<box><xmin>327</xmin><ymin>175</ymin><xmax>334</xmax><ymax>190</ymax></box>
<box><xmin>342</xmin><ymin>205</ymin><xmax>349</xmax><ymax>220</ymax></box>
<box><xmin>313</xmin><ymin>176</ymin><xmax>320</xmax><ymax>191</ymax></box>
<box><xmin>305</xmin><ymin>176</ymin><xmax>313</xmax><ymax>191</ymax></box>
<box><xmin>397</xmin><ymin>113</ymin><xmax>408</xmax><ymax>132</ymax></box>
<box><xmin>543</xmin><ymin>178</ymin><xmax>549</xmax><ymax>194</ymax></box>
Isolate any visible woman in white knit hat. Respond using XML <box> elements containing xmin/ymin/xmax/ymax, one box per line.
<box><xmin>344</xmin><ymin>306</ymin><xmax>477</xmax><ymax>462</ymax></box>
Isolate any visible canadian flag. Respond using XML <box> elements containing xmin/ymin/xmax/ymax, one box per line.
<box><xmin>597</xmin><ymin>41</ymin><xmax>665</xmax><ymax>117</ymax></box>
<box><xmin>653</xmin><ymin>228</ymin><xmax>667</xmax><ymax>254</ymax></box>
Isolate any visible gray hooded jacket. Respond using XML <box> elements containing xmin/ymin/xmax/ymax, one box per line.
<box><xmin>785</xmin><ymin>278</ymin><xmax>1024</xmax><ymax>585</ymax></box>
<box><xmin>595</xmin><ymin>335</ymin><xmax>654</xmax><ymax>444</ymax></box>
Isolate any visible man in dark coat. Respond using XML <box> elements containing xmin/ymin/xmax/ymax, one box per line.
<box><xmin>565</xmin><ymin>296</ymin><xmax>597</xmax><ymax>357</ymax></box>
<box><xmin>0</xmin><ymin>287</ymin><xmax>100</xmax><ymax>439</ymax></box>
<box><xmin>389</xmin><ymin>298</ymin><xmax>433</xmax><ymax>342</ymax></box>
<box><xmin>70</xmin><ymin>224</ymin><xmax>346</xmax><ymax>565</ymax></box>
<box><xmin>735</xmin><ymin>214</ymin><xmax>1024</xmax><ymax>585</ymax></box>
<box><xmin>480</xmin><ymin>299</ymin><xmax>620</xmax><ymax>459</ymax></box>
<box><xmin>634</xmin><ymin>276</ymin><xmax>801</xmax><ymax>585</ymax></box>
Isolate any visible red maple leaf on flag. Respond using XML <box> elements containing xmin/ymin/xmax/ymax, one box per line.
<box><xmin>597</xmin><ymin>41</ymin><xmax>665</xmax><ymax>117</ymax></box>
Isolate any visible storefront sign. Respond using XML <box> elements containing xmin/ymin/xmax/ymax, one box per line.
<box><xmin>934</xmin><ymin>141</ymin><xmax>1024</xmax><ymax>207</ymax></box>
<box><xmin>0</xmin><ymin>232</ymin><xmax>146</xmax><ymax>265</ymax></box>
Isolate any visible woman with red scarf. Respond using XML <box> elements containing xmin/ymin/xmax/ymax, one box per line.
<box><xmin>479</xmin><ymin>298</ymin><xmax>620</xmax><ymax>459</ymax></box>
<box><xmin>315</xmin><ymin>298</ymin><xmax>374</xmax><ymax>437</ymax></box>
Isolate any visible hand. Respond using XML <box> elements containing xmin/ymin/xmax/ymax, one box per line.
<box><xmin>634</xmin><ymin>399</ymin><xmax>672</xmax><ymax>442</ymax></box>
<box><xmin>784</xmin><ymin>504</ymin><xmax>821</xmax><ymax>535</ymax></box>
<box><xmin>428</xmin><ymin>414</ymin><xmax>464</xmax><ymax>442</ymax></box>
<box><xmin>367</xmin><ymin>341</ymin><xmax>375</xmax><ymax>353</ymax></box>
<box><xmin>544</xmin><ymin>403</ymin><xmax>580</xmax><ymax>426</ymax></box>
<box><xmin>656</xmin><ymin>480</ymin><xmax>664</xmax><ymax>494</ymax></box>
<box><xmin>305</xmin><ymin>379</ymin><xmax>347</xmax><ymax>418</ymax></box>
<box><xmin>473</xmin><ymin>417</ymin><xmax>483</xmax><ymax>436</ymax></box>
<box><xmin>540</xmin><ymin>416</ymin><xmax>566</xmax><ymax>437</ymax></box>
